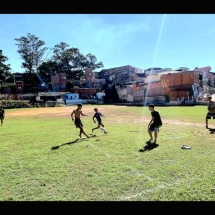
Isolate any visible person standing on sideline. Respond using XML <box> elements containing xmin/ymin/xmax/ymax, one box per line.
<box><xmin>206</xmin><ymin>96</ymin><xmax>215</xmax><ymax>129</ymax></box>
<box><xmin>0</xmin><ymin>106</ymin><xmax>5</xmax><ymax>126</ymax></box>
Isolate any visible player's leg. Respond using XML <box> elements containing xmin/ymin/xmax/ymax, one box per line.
<box><xmin>101</xmin><ymin>123</ymin><xmax>108</xmax><ymax>134</ymax></box>
<box><xmin>1</xmin><ymin>118</ymin><xmax>3</xmax><ymax>126</ymax></box>
<box><xmin>81</xmin><ymin>127</ymin><xmax>90</xmax><ymax>138</ymax></box>
<box><xmin>92</xmin><ymin>124</ymin><xmax>100</xmax><ymax>132</ymax></box>
<box><xmin>79</xmin><ymin>127</ymin><xmax>83</xmax><ymax>138</ymax></box>
<box><xmin>148</xmin><ymin>131</ymin><xmax>153</xmax><ymax>141</ymax></box>
<box><xmin>206</xmin><ymin>115</ymin><xmax>210</xmax><ymax>128</ymax></box>
<box><xmin>153</xmin><ymin>129</ymin><xmax>157</xmax><ymax>144</ymax></box>
<box><xmin>147</xmin><ymin>123</ymin><xmax>155</xmax><ymax>142</ymax></box>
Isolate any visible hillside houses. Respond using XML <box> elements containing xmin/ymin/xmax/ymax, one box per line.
<box><xmin>116</xmin><ymin>68</ymin><xmax>207</xmax><ymax>104</ymax></box>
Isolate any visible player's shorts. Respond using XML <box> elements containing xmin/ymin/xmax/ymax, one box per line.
<box><xmin>206</xmin><ymin>112</ymin><xmax>215</xmax><ymax>119</ymax></box>
<box><xmin>148</xmin><ymin>122</ymin><xmax>162</xmax><ymax>132</ymax></box>
<box><xmin>97</xmin><ymin>120</ymin><xmax>103</xmax><ymax>125</ymax></box>
<box><xmin>0</xmin><ymin>116</ymin><xmax>4</xmax><ymax>120</ymax></box>
<box><xmin>74</xmin><ymin>119</ymin><xmax>83</xmax><ymax>128</ymax></box>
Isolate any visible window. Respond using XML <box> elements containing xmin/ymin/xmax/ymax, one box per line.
<box><xmin>88</xmin><ymin>78</ymin><xmax>90</xmax><ymax>80</ymax></box>
<box><xmin>89</xmin><ymin>73</ymin><xmax>91</xmax><ymax>75</ymax></box>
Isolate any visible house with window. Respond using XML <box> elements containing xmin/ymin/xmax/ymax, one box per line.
<box><xmin>62</xmin><ymin>93</ymin><xmax>87</xmax><ymax>105</ymax></box>
<box><xmin>85</xmin><ymin>68</ymin><xmax>93</xmax><ymax>88</ymax></box>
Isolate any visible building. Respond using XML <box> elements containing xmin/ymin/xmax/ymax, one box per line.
<box><xmin>70</xmin><ymin>88</ymin><xmax>100</xmax><ymax>99</ymax></box>
<box><xmin>143</xmin><ymin>70</ymin><xmax>183</xmax><ymax>84</ymax></box>
<box><xmin>108</xmin><ymin>65</ymin><xmax>143</xmax><ymax>84</ymax></box>
<box><xmin>62</xmin><ymin>93</ymin><xmax>87</xmax><ymax>105</ymax></box>
<box><xmin>36</xmin><ymin>92</ymin><xmax>70</xmax><ymax>103</ymax></box>
<box><xmin>176</xmin><ymin>67</ymin><xmax>190</xmax><ymax>71</ymax></box>
<box><xmin>143</xmin><ymin>70</ymin><xmax>200</xmax><ymax>102</ymax></box>
<box><xmin>93</xmin><ymin>78</ymin><xmax>106</xmax><ymax>89</ymax></box>
<box><xmin>116</xmin><ymin>81</ymin><xmax>144</xmax><ymax>102</ymax></box>
<box><xmin>51</xmin><ymin>73</ymin><xmax>67</xmax><ymax>92</ymax></box>
<box><xmin>63</xmin><ymin>93</ymin><xmax>79</xmax><ymax>100</ymax></box>
<box><xmin>85</xmin><ymin>68</ymin><xmax>93</xmax><ymax>88</ymax></box>
<box><xmin>193</xmin><ymin>66</ymin><xmax>213</xmax><ymax>87</ymax></box>
<box><xmin>144</xmin><ymin>67</ymin><xmax>172</xmax><ymax>76</ymax></box>
<box><xmin>96</xmin><ymin>92</ymin><xmax>105</xmax><ymax>100</ymax></box>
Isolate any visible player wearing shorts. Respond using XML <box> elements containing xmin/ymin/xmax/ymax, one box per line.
<box><xmin>0</xmin><ymin>106</ymin><xmax>5</xmax><ymax>126</ymax></box>
<box><xmin>147</xmin><ymin>104</ymin><xmax>162</xmax><ymax>144</ymax></box>
<box><xmin>206</xmin><ymin>96</ymin><xmax>215</xmax><ymax>129</ymax></box>
<box><xmin>92</xmin><ymin>108</ymin><xmax>108</xmax><ymax>134</ymax></box>
<box><xmin>71</xmin><ymin>104</ymin><xmax>90</xmax><ymax>138</ymax></box>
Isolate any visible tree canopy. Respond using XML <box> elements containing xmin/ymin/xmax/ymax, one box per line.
<box><xmin>14</xmin><ymin>33</ymin><xmax>48</xmax><ymax>90</ymax></box>
<box><xmin>38</xmin><ymin>42</ymin><xmax>104</xmax><ymax>80</ymax></box>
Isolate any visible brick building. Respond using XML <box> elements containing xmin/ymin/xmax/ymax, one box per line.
<box><xmin>143</xmin><ymin>71</ymin><xmax>200</xmax><ymax>101</ymax></box>
<box><xmin>51</xmin><ymin>73</ymin><xmax>66</xmax><ymax>92</ymax></box>
<box><xmin>70</xmin><ymin>88</ymin><xmax>100</xmax><ymax>99</ymax></box>
<box><xmin>85</xmin><ymin>68</ymin><xmax>93</xmax><ymax>88</ymax></box>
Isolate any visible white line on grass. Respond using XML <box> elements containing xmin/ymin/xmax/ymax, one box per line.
<box><xmin>118</xmin><ymin>177</ymin><xmax>197</xmax><ymax>201</ymax></box>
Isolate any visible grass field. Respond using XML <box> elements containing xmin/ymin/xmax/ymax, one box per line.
<box><xmin>1</xmin><ymin>105</ymin><xmax>215</xmax><ymax>201</ymax></box>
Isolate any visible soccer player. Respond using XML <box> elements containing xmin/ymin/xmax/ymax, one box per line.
<box><xmin>147</xmin><ymin>104</ymin><xmax>162</xmax><ymax>144</ymax></box>
<box><xmin>71</xmin><ymin>104</ymin><xmax>90</xmax><ymax>138</ymax></box>
<box><xmin>0</xmin><ymin>106</ymin><xmax>5</xmax><ymax>126</ymax></box>
<box><xmin>92</xmin><ymin>108</ymin><xmax>108</xmax><ymax>134</ymax></box>
<box><xmin>206</xmin><ymin>96</ymin><xmax>215</xmax><ymax>129</ymax></box>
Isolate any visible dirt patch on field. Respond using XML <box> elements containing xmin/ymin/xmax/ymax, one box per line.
<box><xmin>5</xmin><ymin>106</ymin><xmax>209</xmax><ymax>128</ymax></box>
<box><xmin>5</xmin><ymin>106</ymin><xmax>125</xmax><ymax>118</ymax></box>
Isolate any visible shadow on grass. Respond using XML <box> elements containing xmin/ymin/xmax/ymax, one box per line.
<box><xmin>51</xmin><ymin>134</ymin><xmax>97</xmax><ymax>150</ymax></box>
<box><xmin>209</xmin><ymin>128</ymin><xmax>215</xmax><ymax>134</ymax></box>
<box><xmin>138</xmin><ymin>142</ymin><xmax>159</xmax><ymax>153</ymax></box>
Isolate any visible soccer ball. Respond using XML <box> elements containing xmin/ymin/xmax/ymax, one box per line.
<box><xmin>100</xmin><ymin>127</ymin><xmax>105</xmax><ymax>132</ymax></box>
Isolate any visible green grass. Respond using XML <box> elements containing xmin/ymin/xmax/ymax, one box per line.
<box><xmin>0</xmin><ymin>105</ymin><xmax>215</xmax><ymax>201</ymax></box>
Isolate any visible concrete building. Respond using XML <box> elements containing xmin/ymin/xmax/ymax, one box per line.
<box><xmin>36</xmin><ymin>92</ymin><xmax>69</xmax><ymax>103</ymax></box>
<box><xmin>62</xmin><ymin>93</ymin><xmax>88</xmax><ymax>105</ymax></box>
<box><xmin>176</xmin><ymin>67</ymin><xmax>190</xmax><ymax>71</ymax></box>
<box><xmin>193</xmin><ymin>66</ymin><xmax>213</xmax><ymax>87</ymax></box>
<box><xmin>144</xmin><ymin>67</ymin><xmax>172</xmax><ymax>76</ymax></box>
<box><xmin>116</xmin><ymin>81</ymin><xmax>144</xmax><ymax>102</ymax></box>
<box><xmin>93</xmin><ymin>78</ymin><xmax>106</xmax><ymax>89</ymax></box>
<box><xmin>109</xmin><ymin>65</ymin><xmax>143</xmax><ymax>84</ymax></box>
<box><xmin>96</xmin><ymin>92</ymin><xmax>105</xmax><ymax>100</ymax></box>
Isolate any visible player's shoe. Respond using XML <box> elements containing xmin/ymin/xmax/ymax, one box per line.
<box><xmin>146</xmin><ymin>139</ymin><xmax>153</xmax><ymax>143</ymax></box>
<box><xmin>181</xmin><ymin>145</ymin><xmax>191</xmax><ymax>149</ymax></box>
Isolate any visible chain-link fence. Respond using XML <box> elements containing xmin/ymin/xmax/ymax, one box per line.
<box><xmin>196</xmin><ymin>85</ymin><xmax>215</xmax><ymax>102</ymax></box>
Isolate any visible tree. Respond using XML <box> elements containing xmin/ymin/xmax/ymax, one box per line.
<box><xmin>0</xmin><ymin>50</ymin><xmax>12</xmax><ymax>85</ymax></box>
<box><xmin>14</xmin><ymin>33</ymin><xmax>48</xmax><ymax>91</ymax></box>
<box><xmin>50</xmin><ymin>42</ymin><xmax>104</xmax><ymax>80</ymax></box>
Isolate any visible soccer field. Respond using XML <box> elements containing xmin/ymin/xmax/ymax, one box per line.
<box><xmin>1</xmin><ymin>105</ymin><xmax>215</xmax><ymax>201</ymax></box>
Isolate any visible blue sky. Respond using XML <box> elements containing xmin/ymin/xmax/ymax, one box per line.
<box><xmin>1</xmin><ymin>14</ymin><xmax>215</xmax><ymax>73</ymax></box>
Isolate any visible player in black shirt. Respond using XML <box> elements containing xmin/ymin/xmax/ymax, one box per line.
<box><xmin>92</xmin><ymin>108</ymin><xmax>108</xmax><ymax>134</ymax></box>
<box><xmin>0</xmin><ymin>106</ymin><xmax>5</xmax><ymax>126</ymax></box>
<box><xmin>147</xmin><ymin>104</ymin><xmax>162</xmax><ymax>144</ymax></box>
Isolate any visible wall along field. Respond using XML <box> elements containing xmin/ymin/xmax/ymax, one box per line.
<box><xmin>0</xmin><ymin>105</ymin><xmax>215</xmax><ymax>201</ymax></box>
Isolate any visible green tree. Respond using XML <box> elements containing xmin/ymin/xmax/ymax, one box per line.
<box><xmin>14</xmin><ymin>33</ymin><xmax>48</xmax><ymax>91</ymax></box>
<box><xmin>50</xmin><ymin>42</ymin><xmax>104</xmax><ymax>80</ymax></box>
<box><xmin>0</xmin><ymin>50</ymin><xmax>12</xmax><ymax>85</ymax></box>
